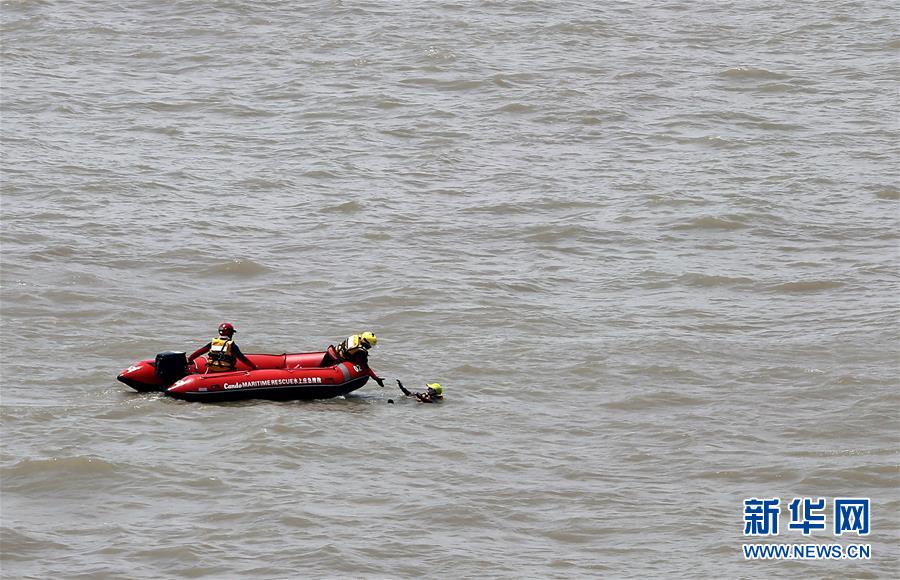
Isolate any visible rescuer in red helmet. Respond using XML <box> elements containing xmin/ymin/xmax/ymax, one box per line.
<box><xmin>188</xmin><ymin>322</ymin><xmax>258</xmax><ymax>372</ymax></box>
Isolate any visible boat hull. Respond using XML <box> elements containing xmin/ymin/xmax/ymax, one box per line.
<box><xmin>165</xmin><ymin>363</ymin><xmax>369</xmax><ymax>402</ymax></box>
<box><xmin>117</xmin><ymin>352</ymin><xmax>331</xmax><ymax>392</ymax></box>
<box><xmin>117</xmin><ymin>351</ymin><xmax>370</xmax><ymax>402</ymax></box>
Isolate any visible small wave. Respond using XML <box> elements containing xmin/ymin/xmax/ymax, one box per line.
<box><xmin>756</xmin><ymin>121</ymin><xmax>805</xmax><ymax>131</ymax></box>
<box><xmin>491</xmin><ymin>73</ymin><xmax>539</xmax><ymax>88</ymax></box>
<box><xmin>52</xmin><ymin>102</ymin><xmax>85</xmax><ymax>114</ymax></box>
<box><xmin>131</xmin><ymin>179</ymin><xmax>178</xmax><ymax>191</ymax></box>
<box><xmin>644</xmin><ymin>193</ymin><xmax>706</xmax><ymax>207</ymax></box>
<box><xmin>398</xmin><ymin>77</ymin><xmax>484</xmax><ymax>91</ymax></box>
<box><xmin>423</xmin><ymin>45</ymin><xmax>457</xmax><ymax>63</ymax></box>
<box><xmin>141</xmin><ymin>100</ymin><xmax>205</xmax><ymax>112</ymax></box>
<box><xmin>494</xmin><ymin>103</ymin><xmax>534</xmax><ymax>114</ymax></box>
<box><xmin>127</xmin><ymin>124</ymin><xmax>183</xmax><ymax>136</ymax></box>
<box><xmin>768</xmin><ymin>280</ymin><xmax>844</xmax><ymax>293</ymax></box>
<box><xmin>696</xmin><ymin>466</ymin><xmax>802</xmax><ymax>483</ymax></box>
<box><xmin>524</xmin><ymin>224</ymin><xmax>597</xmax><ymax>245</ymax></box>
<box><xmin>131</xmin><ymin>545</ymin><xmax>202</xmax><ymax>563</ymax></box>
<box><xmin>677</xmin><ymin>273</ymin><xmax>754</xmax><ymax>288</ymax></box>
<box><xmin>460</xmin><ymin>198</ymin><xmax>594</xmax><ymax>218</ymax></box>
<box><xmin>720</xmin><ymin>67</ymin><xmax>789</xmax><ymax>80</ymax></box>
<box><xmin>545</xmin><ymin>22</ymin><xmax>608</xmax><ymax>36</ymax></box>
<box><xmin>278</xmin><ymin>514</ymin><xmax>318</xmax><ymax>528</ymax></box>
<box><xmin>614</xmin><ymin>70</ymin><xmax>665</xmax><ymax>81</ymax></box>
<box><xmin>303</xmin><ymin>169</ymin><xmax>339</xmax><ymax>179</ymax></box>
<box><xmin>875</xmin><ymin>188</ymin><xmax>899</xmax><ymax>200</ymax></box>
<box><xmin>375</xmin><ymin>98</ymin><xmax>409</xmax><ymax>109</ymax></box>
<box><xmin>578</xmin><ymin>115</ymin><xmax>603</xmax><ymax>126</ymax></box>
<box><xmin>0</xmin><ymin>527</ymin><xmax>68</xmax><ymax>559</ymax></box>
<box><xmin>235</xmin><ymin>177</ymin><xmax>293</xmax><ymax>191</ymax></box>
<box><xmin>473</xmin><ymin>280</ymin><xmax>547</xmax><ymax>295</ymax></box>
<box><xmin>787</xmin><ymin>447</ymin><xmax>895</xmax><ymax>459</ymax></box>
<box><xmin>203</xmin><ymin>259</ymin><xmax>271</xmax><ymax>277</ymax></box>
<box><xmin>300</xmin><ymin>110</ymin><xmax>341</xmax><ymax>120</ymax></box>
<box><xmin>322</xmin><ymin>200</ymin><xmax>362</xmax><ymax>214</ymax></box>
<box><xmin>459</xmin><ymin>201</ymin><xmax>527</xmax><ymax>215</ymax></box>
<box><xmin>758</xmin><ymin>82</ymin><xmax>802</xmax><ymax>93</ymax></box>
<box><xmin>672</xmin><ymin>216</ymin><xmax>748</xmax><ymax>231</ymax></box>
<box><xmin>796</xmin><ymin>464</ymin><xmax>898</xmax><ymax>488</ymax></box>
<box><xmin>34</xmin><ymin>243</ymin><xmax>77</xmax><ymax>258</ymax></box>
<box><xmin>380</xmin><ymin>128</ymin><xmax>416</xmax><ymax>139</ymax></box>
<box><xmin>604</xmin><ymin>391</ymin><xmax>704</xmax><ymax>411</ymax></box>
<box><xmin>2</xmin><ymin>456</ymin><xmax>117</xmax><ymax>486</ymax></box>
<box><xmin>214</xmin><ymin>102</ymin><xmax>277</xmax><ymax>118</ymax></box>
<box><xmin>681</xmin><ymin>135</ymin><xmax>744</xmax><ymax>148</ymax></box>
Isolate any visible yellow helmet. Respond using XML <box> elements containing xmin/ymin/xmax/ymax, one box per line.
<box><xmin>359</xmin><ymin>331</ymin><xmax>377</xmax><ymax>349</ymax></box>
<box><xmin>426</xmin><ymin>383</ymin><xmax>443</xmax><ymax>396</ymax></box>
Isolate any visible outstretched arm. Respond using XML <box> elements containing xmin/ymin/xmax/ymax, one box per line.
<box><xmin>365</xmin><ymin>366</ymin><xmax>384</xmax><ymax>387</ymax></box>
<box><xmin>188</xmin><ymin>343</ymin><xmax>211</xmax><ymax>362</ymax></box>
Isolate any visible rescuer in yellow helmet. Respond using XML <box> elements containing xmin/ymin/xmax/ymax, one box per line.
<box><xmin>326</xmin><ymin>331</ymin><xmax>385</xmax><ymax>387</ymax></box>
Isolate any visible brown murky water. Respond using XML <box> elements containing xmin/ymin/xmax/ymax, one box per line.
<box><xmin>2</xmin><ymin>1</ymin><xmax>898</xmax><ymax>577</ymax></box>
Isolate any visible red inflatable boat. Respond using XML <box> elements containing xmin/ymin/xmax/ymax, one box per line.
<box><xmin>117</xmin><ymin>351</ymin><xmax>371</xmax><ymax>402</ymax></box>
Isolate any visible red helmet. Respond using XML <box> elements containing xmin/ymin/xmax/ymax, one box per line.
<box><xmin>218</xmin><ymin>322</ymin><xmax>236</xmax><ymax>336</ymax></box>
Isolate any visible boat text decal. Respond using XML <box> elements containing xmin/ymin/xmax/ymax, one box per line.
<box><xmin>224</xmin><ymin>377</ymin><xmax>323</xmax><ymax>389</ymax></box>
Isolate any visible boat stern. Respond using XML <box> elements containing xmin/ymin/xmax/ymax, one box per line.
<box><xmin>117</xmin><ymin>360</ymin><xmax>163</xmax><ymax>392</ymax></box>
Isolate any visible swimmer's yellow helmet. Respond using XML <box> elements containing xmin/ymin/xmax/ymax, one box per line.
<box><xmin>426</xmin><ymin>383</ymin><xmax>443</xmax><ymax>396</ymax></box>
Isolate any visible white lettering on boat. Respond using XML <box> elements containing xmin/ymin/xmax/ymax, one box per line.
<box><xmin>222</xmin><ymin>377</ymin><xmax>323</xmax><ymax>390</ymax></box>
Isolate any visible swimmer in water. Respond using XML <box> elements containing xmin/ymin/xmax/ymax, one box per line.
<box><xmin>396</xmin><ymin>379</ymin><xmax>444</xmax><ymax>403</ymax></box>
